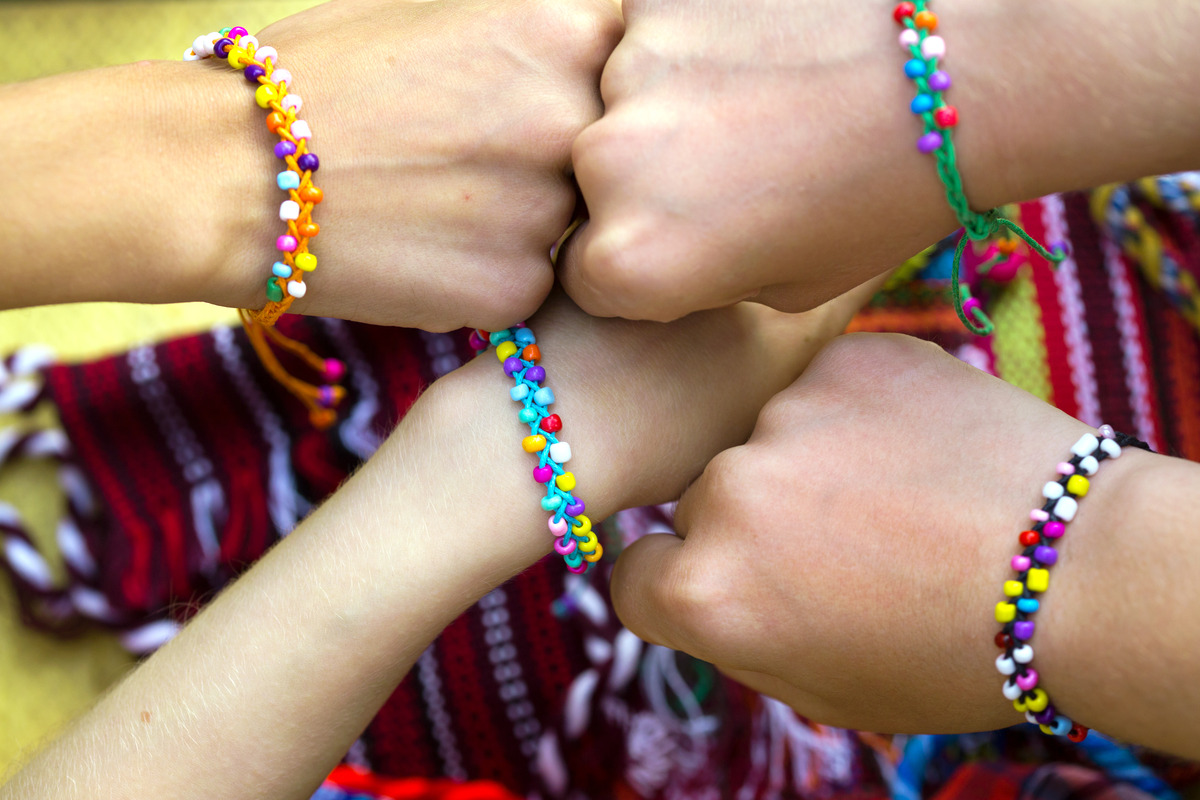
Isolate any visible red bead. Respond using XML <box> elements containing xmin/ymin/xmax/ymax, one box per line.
<box><xmin>893</xmin><ymin>2</ymin><xmax>916</xmax><ymax>23</ymax></box>
<box><xmin>1019</xmin><ymin>530</ymin><xmax>1041</xmax><ymax>546</ymax></box>
<box><xmin>540</xmin><ymin>414</ymin><xmax>562</xmax><ymax>433</ymax></box>
<box><xmin>994</xmin><ymin>631</ymin><xmax>1012</xmax><ymax>649</ymax></box>
<box><xmin>933</xmin><ymin>105</ymin><xmax>959</xmax><ymax>129</ymax></box>
<box><xmin>1067</xmin><ymin>724</ymin><xmax>1089</xmax><ymax>743</ymax></box>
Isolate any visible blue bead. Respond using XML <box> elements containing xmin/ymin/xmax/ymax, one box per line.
<box><xmin>541</xmin><ymin>495</ymin><xmax>563</xmax><ymax>511</ymax></box>
<box><xmin>1050</xmin><ymin>716</ymin><xmax>1072</xmax><ymax>736</ymax></box>
<box><xmin>277</xmin><ymin>170</ymin><xmax>301</xmax><ymax>191</ymax></box>
<box><xmin>514</xmin><ymin>328</ymin><xmax>536</xmax><ymax>345</ymax></box>
<box><xmin>510</xmin><ymin>385</ymin><xmax>530</xmax><ymax>402</ymax></box>
<box><xmin>518</xmin><ymin>408</ymin><xmax>538</xmax><ymax>424</ymax></box>
<box><xmin>1016</xmin><ymin>598</ymin><xmax>1040</xmax><ymax>613</ymax></box>
<box><xmin>489</xmin><ymin>330</ymin><xmax>514</xmax><ymax>346</ymax></box>
<box><xmin>271</xmin><ymin>261</ymin><xmax>291</xmax><ymax>278</ymax></box>
<box><xmin>533</xmin><ymin>387</ymin><xmax>555</xmax><ymax>406</ymax></box>
<box><xmin>904</xmin><ymin>59</ymin><xmax>927</xmax><ymax>79</ymax></box>
<box><xmin>910</xmin><ymin>93</ymin><xmax>935</xmax><ymax>114</ymax></box>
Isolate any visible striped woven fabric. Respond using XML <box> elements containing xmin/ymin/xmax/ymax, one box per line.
<box><xmin>1</xmin><ymin>179</ymin><xmax>1199</xmax><ymax>799</ymax></box>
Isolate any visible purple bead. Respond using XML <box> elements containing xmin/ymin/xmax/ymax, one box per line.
<box><xmin>503</xmin><ymin>356</ymin><xmax>524</xmax><ymax>376</ymax></box>
<box><xmin>525</xmin><ymin>365</ymin><xmax>546</xmax><ymax>383</ymax></box>
<box><xmin>1049</xmin><ymin>240</ymin><xmax>1072</xmax><ymax>259</ymax></box>
<box><xmin>1043</xmin><ymin>521</ymin><xmax>1066</xmax><ymax>539</ymax></box>
<box><xmin>296</xmin><ymin>153</ymin><xmax>320</xmax><ymax>172</ymax></box>
<box><xmin>228</xmin><ymin>26</ymin><xmax>249</xmax><ymax>39</ymax></box>
<box><xmin>917</xmin><ymin>131</ymin><xmax>944</xmax><ymax>153</ymax></box>
<box><xmin>1013</xmin><ymin>620</ymin><xmax>1035</xmax><ymax>641</ymax></box>
<box><xmin>1034</xmin><ymin>705</ymin><xmax>1058</xmax><ymax>725</ymax></box>
<box><xmin>274</xmin><ymin>140</ymin><xmax>297</xmax><ymax>159</ymax></box>
<box><xmin>1033</xmin><ymin>545</ymin><xmax>1058</xmax><ymax>566</ymax></box>
<box><xmin>213</xmin><ymin>37</ymin><xmax>234</xmax><ymax>57</ymax></box>
<box><xmin>244</xmin><ymin>64</ymin><xmax>266</xmax><ymax>82</ymax></box>
<box><xmin>928</xmin><ymin>70</ymin><xmax>952</xmax><ymax>92</ymax></box>
<box><xmin>565</xmin><ymin>501</ymin><xmax>585</xmax><ymax>516</ymax></box>
<box><xmin>317</xmin><ymin>386</ymin><xmax>336</xmax><ymax>408</ymax></box>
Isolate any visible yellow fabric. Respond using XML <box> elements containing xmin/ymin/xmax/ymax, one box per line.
<box><xmin>0</xmin><ymin>0</ymin><xmax>317</xmax><ymax>773</ymax></box>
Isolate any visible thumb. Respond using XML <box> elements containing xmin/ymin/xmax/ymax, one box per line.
<box><xmin>610</xmin><ymin>532</ymin><xmax>699</xmax><ymax>654</ymax></box>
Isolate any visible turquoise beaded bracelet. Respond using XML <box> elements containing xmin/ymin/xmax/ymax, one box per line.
<box><xmin>469</xmin><ymin>326</ymin><xmax>601</xmax><ymax>573</ymax></box>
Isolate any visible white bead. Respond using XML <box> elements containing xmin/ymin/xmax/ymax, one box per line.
<box><xmin>193</xmin><ymin>35</ymin><xmax>213</xmax><ymax>56</ymax></box>
<box><xmin>281</xmin><ymin>94</ymin><xmax>302</xmax><ymax>113</ymax></box>
<box><xmin>290</xmin><ymin>120</ymin><xmax>312</xmax><ymax>140</ymax></box>
<box><xmin>1025</xmin><ymin>711</ymin><xmax>1041</xmax><ymax>725</ymax></box>
<box><xmin>239</xmin><ymin>35</ymin><xmax>259</xmax><ymax>51</ymax></box>
<box><xmin>548</xmin><ymin>442</ymin><xmax>572</xmax><ymax>464</ymax></box>
<box><xmin>1079</xmin><ymin>455</ymin><xmax>1099</xmax><ymax>475</ymax></box>
<box><xmin>279</xmin><ymin>200</ymin><xmax>300</xmax><ymax>221</ymax></box>
<box><xmin>1002</xmin><ymin>679</ymin><xmax>1023</xmax><ymax>701</ymax></box>
<box><xmin>1100</xmin><ymin>438</ymin><xmax>1122</xmax><ymax>459</ymax></box>
<box><xmin>1013</xmin><ymin>644</ymin><xmax>1034</xmax><ymax>664</ymax></box>
<box><xmin>995</xmin><ymin>654</ymin><xmax>1016</xmax><ymax>676</ymax></box>
<box><xmin>287</xmin><ymin>280</ymin><xmax>307</xmax><ymax>299</ymax></box>
<box><xmin>255</xmin><ymin>46</ymin><xmax>278</xmax><ymax>66</ymax></box>
<box><xmin>203</xmin><ymin>32</ymin><xmax>221</xmax><ymax>55</ymax></box>
<box><xmin>183</xmin><ymin>48</ymin><xmax>202</xmax><ymax>61</ymax></box>
<box><xmin>899</xmin><ymin>29</ymin><xmax>919</xmax><ymax>48</ymax></box>
<box><xmin>1054</xmin><ymin>496</ymin><xmax>1078</xmax><ymax>521</ymax></box>
<box><xmin>1042</xmin><ymin>481</ymin><xmax>1064</xmax><ymax>500</ymax></box>
<box><xmin>920</xmin><ymin>35</ymin><xmax>945</xmax><ymax>59</ymax></box>
<box><xmin>1071</xmin><ymin>433</ymin><xmax>1099</xmax><ymax>458</ymax></box>
<box><xmin>270</xmin><ymin>68</ymin><xmax>292</xmax><ymax>87</ymax></box>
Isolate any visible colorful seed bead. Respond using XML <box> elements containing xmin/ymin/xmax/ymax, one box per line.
<box><xmin>995</xmin><ymin>426</ymin><xmax>1148</xmax><ymax>740</ymax></box>
<box><xmin>482</xmin><ymin>324</ymin><xmax>598</xmax><ymax>573</ymax></box>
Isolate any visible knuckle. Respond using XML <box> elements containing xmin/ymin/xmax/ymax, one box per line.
<box><xmin>528</xmin><ymin>0</ymin><xmax>622</xmax><ymax>66</ymax></box>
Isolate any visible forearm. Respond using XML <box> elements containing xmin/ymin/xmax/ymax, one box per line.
<box><xmin>1041</xmin><ymin>449</ymin><xmax>1200</xmax><ymax>757</ymax></box>
<box><xmin>0</xmin><ymin>61</ymin><xmax>266</xmax><ymax>310</ymax></box>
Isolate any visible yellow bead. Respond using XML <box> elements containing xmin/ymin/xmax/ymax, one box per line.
<box><xmin>255</xmin><ymin>83</ymin><xmax>278</xmax><ymax>109</ymax></box>
<box><xmin>995</xmin><ymin>602</ymin><xmax>1016</xmax><ymax>623</ymax></box>
<box><xmin>294</xmin><ymin>253</ymin><xmax>317</xmax><ymax>272</ymax></box>
<box><xmin>521</xmin><ymin>435</ymin><xmax>546</xmax><ymax>453</ymax></box>
<box><xmin>496</xmin><ymin>341</ymin><xmax>518</xmax><ymax>361</ymax></box>
<box><xmin>1025</xmin><ymin>688</ymin><xmax>1049</xmax><ymax>712</ymax></box>
<box><xmin>571</xmin><ymin>515</ymin><xmax>592</xmax><ymax>536</ymax></box>
<box><xmin>577</xmin><ymin>531</ymin><xmax>598</xmax><ymax>554</ymax></box>
<box><xmin>584</xmin><ymin>544</ymin><xmax>604</xmax><ymax>563</ymax></box>
<box><xmin>1013</xmin><ymin>697</ymin><xmax>1027</xmax><ymax>713</ymax></box>
<box><xmin>555</xmin><ymin>472</ymin><xmax>576</xmax><ymax>492</ymax></box>
<box><xmin>1066</xmin><ymin>474</ymin><xmax>1090</xmax><ymax>497</ymax></box>
<box><xmin>1027</xmin><ymin>568</ymin><xmax>1050</xmax><ymax>593</ymax></box>
<box><xmin>1040</xmin><ymin>724</ymin><xmax>1053</xmax><ymax>735</ymax></box>
<box><xmin>1004</xmin><ymin>580</ymin><xmax>1023</xmax><ymax>597</ymax></box>
<box><xmin>227</xmin><ymin>47</ymin><xmax>245</xmax><ymax>69</ymax></box>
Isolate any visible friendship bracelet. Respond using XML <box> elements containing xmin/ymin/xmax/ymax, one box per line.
<box><xmin>185</xmin><ymin>28</ymin><xmax>345</xmax><ymax>428</ymax></box>
<box><xmin>469</xmin><ymin>326</ymin><xmax>602</xmax><ymax>573</ymax></box>
<box><xmin>892</xmin><ymin>2</ymin><xmax>1067</xmax><ymax>336</ymax></box>
<box><xmin>993</xmin><ymin>425</ymin><xmax>1148</xmax><ymax>741</ymax></box>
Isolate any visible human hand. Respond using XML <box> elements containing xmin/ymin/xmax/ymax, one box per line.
<box><xmin>216</xmin><ymin>0</ymin><xmax>622</xmax><ymax>330</ymax></box>
<box><xmin>608</xmin><ymin>333</ymin><xmax>1182</xmax><ymax>739</ymax></box>
<box><xmin>561</xmin><ymin>0</ymin><xmax>1200</xmax><ymax>322</ymax></box>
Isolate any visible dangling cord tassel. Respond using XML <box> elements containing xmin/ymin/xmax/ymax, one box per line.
<box><xmin>239</xmin><ymin>308</ymin><xmax>346</xmax><ymax>429</ymax></box>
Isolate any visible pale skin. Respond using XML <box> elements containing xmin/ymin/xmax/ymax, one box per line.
<box><xmin>0</xmin><ymin>0</ymin><xmax>623</xmax><ymax>331</ymax></box>
<box><xmin>561</xmin><ymin>0</ymin><xmax>1200</xmax><ymax>321</ymax></box>
<box><xmin>611</xmin><ymin>333</ymin><xmax>1200</xmax><ymax>759</ymax></box>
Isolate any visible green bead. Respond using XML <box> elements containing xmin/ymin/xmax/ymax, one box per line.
<box><xmin>564</xmin><ymin>550</ymin><xmax>583</xmax><ymax>568</ymax></box>
<box><xmin>265</xmin><ymin>279</ymin><xmax>284</xmax><ymax>303</ymax></box>
<box><xmin>489</xmin><ymin>330</ymin><xmax>514</xmax><ymax>346</ymax></box>
<box><xmin>220</xmin><ymin>27</ymin><xmax>232</xmax><ymax>35</ymax></box>
<box><xmin>541</xmin><ymin>495</ymin><xmax>563</xmax><ymax>511</ymax></box>
<box><xmin>518</xmin><ymin>408</ymin><xmax>538</xmax><ymax>424</ymax></box>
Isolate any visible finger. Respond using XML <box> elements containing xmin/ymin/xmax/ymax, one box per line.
<box><xmin>610</xmin><ymin>532</ymin><xmax>711</xmax><ymax>657</ymax></box>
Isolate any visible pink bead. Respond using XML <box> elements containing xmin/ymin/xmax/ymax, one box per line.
<box><xmin>1016</xmin><ymin>669</ymin><xmax>1039</xmax><ymax>691</ymax></box>
<box><xmin>1056</xmin><ymin>461</ymin><xmax>1075</xmax><ymax>475</ymax></box>
<box><xmin>1043</xmin><ymin>521</ymin><xmax>1066</xmax><ymax>538</ymax></box>
<box><xmin>1099</xmin><ymin>424</ymin><xmax>1115</xmax><ymax>439</ymax></box>
<box><xmin>277</xmin><ymin>234</ymin><xmax>298</xmax><ymax>252</ymax></box>
<box><xmin>467</xmin><ymin>331</ymin><xmax>486</xmax><ymax>351</ymax></box>
<box><xmin>920</xmin><ymin>35</ymin><xmax>945</xmax><ymax>59</ymax></box>
<box><xmin>323</xmin><ymin>358</ymin><xmax>345</xmax><ymax>382</ymax></box>
<box><xmin>567</xmin><ymin>562</ymin><xmax>588</xmax><ymax>574</ymax></box>
<box><xmin>961</xmin><ymin>296</ymin><xmax>983</xmax><ymax>320</ymax></box>
<box><xmin>553</xmin><ymin>536</ymin><xmax>576</xmax><ymax>555</ymax></box>
<box><xmin>985</xmin><ymin>258</ymin><xmax>1021</xmax><ymax>283</ymax></box>
<box><xmin>899</xmin><ymin>28</ymin><xmax>919</xmax><ymax>47</ymax></box>
<box><xmin>228</xmin><ymin>26</ymin><xmax>249</xmax><ymax>39</ymax></box>
<box><xmin>533</xmin><ymin>465</ymin><xmax>554</xmax><ymax>483</ymax></box>
<box><xmin>1030</xmin><ymin>509</ymin><xmax>1050</xmax><ymax>522</ymax></box>
<box><xmin>548</xmin><ymin>517</ymin><xmax>568</xmax><ymax>536</ymax></box>
<box><xmin>1011</xmin><ymin>555</ymin><xmax>1032</xmax><ymax>571</ymax></box>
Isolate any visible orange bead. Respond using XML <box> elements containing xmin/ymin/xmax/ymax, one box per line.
<box><xmin>996</xmin><ymin>238</ymin><xmax>1020</xmax><ymax>255</ymax></box>
<box><xmin>266</xmin><ymin>111</ymin><xmax>287</xmax><ymax>133</ymax></box>
<box><xmin>914</xmin><ymin>10</ymin><xmax>937</xmax><ymax>29</ymax></box>
<box><xmin>297</xmin><ymin>221</ymin><xmax>320</xmax><ymax>238</ymax></box>
<box><xmin>521</xmin><ymin>344</ymin><xmax>541</xmax><ymax>362</ymax></box>
<box><xmin>299</xmin><ymin>185</ymin><xmax>323</xmax><ymax>204</ymax></box>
